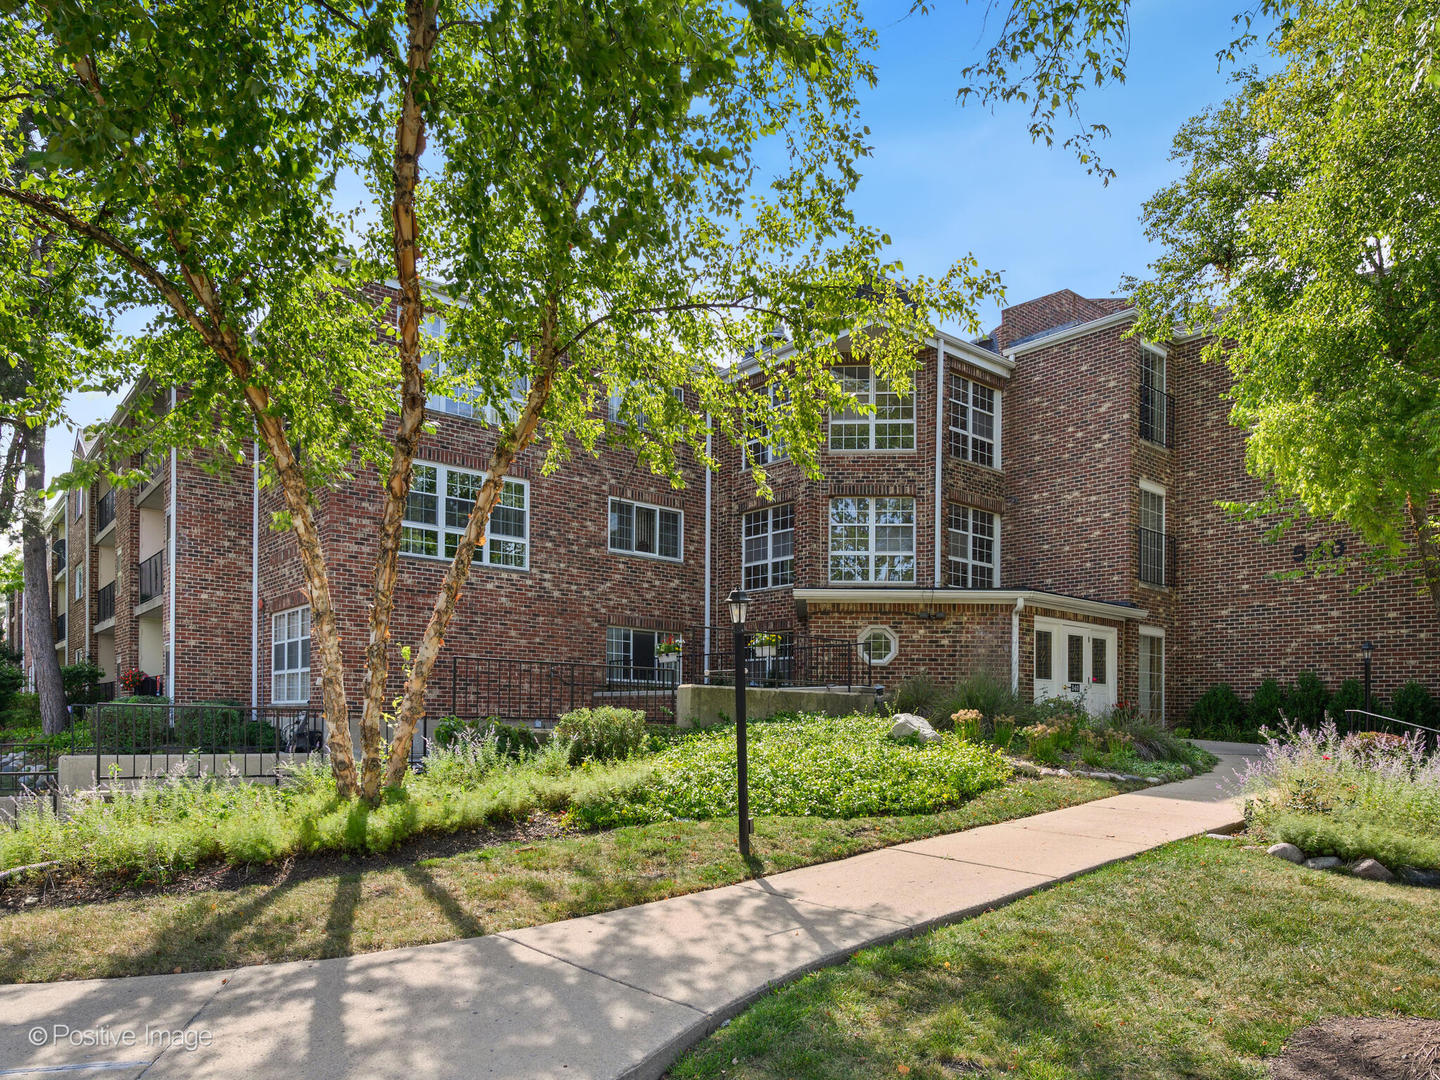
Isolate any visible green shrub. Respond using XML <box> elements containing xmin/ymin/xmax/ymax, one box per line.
<box><xmin>172</xmin><ymin>702</ymin><xmax>277</xmax><ymax>752</ymax></box>
<box><xmin>554</xmin><ymin>706</ymin><xmax>646</xmax><ymax>764</ymax></box>
<box><xmin>60</xmin><ymin>660</ymin><xmax>106</xmax><ymax>705</ymax></box>
<box><xmin>1329</xmin><ymin>677</ymin><xmax>1365</xmax><ymax>722</ymax></box>
<box><xmin>0</xmin><ymin>661</ymin><xmax>24</xmax><ymax>713</ymax></box>
<box><xmin>1249</xmin><ymin>678</ymin><xmax>1285</xmax><ymax>730</ymax></box>
<box><xmin>1391</xmin><ymin>681</ymin><xmax>1439</xmax><ymax>730</ymax></box>
<box><xmin>1187</xmin><ymin>683</ymin><xmax>1249</xmax><ymax>738</ymax></box>
<box><xmin>1283</xmin><ymin>671</ymin><xmax>1330</xmax><ymax>728</ymax></box>
<box><xmin>89</xmin><ymin>700</ymin><xmax>172</xmax><ymax>751</ymax></box>
<box><xmin>0</xmin><ymin>692</ymin><xmax>40</xmax><ymax>737</ymax></box>
<box><xmin>946</xmin><ymin>670</ymin><xmax>1026</xmax><ymax>722</ymax></box>
<box><xmin>891</xmin><ymin>675</ymin><xmax>943</xmax><ymax>720</ymax></box>
<box><xmin>431</xmin><ymin>717</ymin><xmax>539</xmax><ymax>760</ymax></box>
<box><xmin>1267</xmin><ymin>811</ymin><xmax>1440</xmax><ymax>871</ymax></box>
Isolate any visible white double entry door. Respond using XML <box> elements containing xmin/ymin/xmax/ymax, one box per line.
<box><xmin>1032</xmin><ymin>617</ymin><xmax>1118</xmax><ymax>716</ymax></box>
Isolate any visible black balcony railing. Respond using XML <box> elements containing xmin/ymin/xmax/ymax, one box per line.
<box><xmin>95</xmin><ymin>489</ymin><xmax>115</xmax><ymax>531</ymax></box>
<box><xmin>96</xmin><ymin>580</ymin><xmax>115</xmax><ymax>623</ymax></box>
<box><xmin>1139</xmin><ymin>382</ymin><xmax>1174</xmax><ymax>448</ymax></box>
<box><xmin>138</xmin><ymin>551</ymin><xmax>165</xmax><ymax>603</ymax></box>
<box><xmin>53</xmin><ymin>612</ymin><xmax>66</xmax><ymax>642</ymax></box>
<box><xmin>51</xmin><ymin>539</ymin><xmax>66</xmax><ymax>576</ymax></box>
<box><xmin>1138</xmin><ymin>526</ymin><xmax>1177</xmax><ymax>587</ymax></box>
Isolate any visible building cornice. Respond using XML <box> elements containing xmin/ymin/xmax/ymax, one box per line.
<box><xmin>1003</xmin><ymin>308</ymin><xmax>1137</xmax><ymax>359</ymax></box>
<box><xmin>793</xmin><ymin>587</ymin><xmax>1148</xmax><ymax>623</ymax></box>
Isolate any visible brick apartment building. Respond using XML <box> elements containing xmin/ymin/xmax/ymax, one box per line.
<box><xmin>8</xmin><ymin>287</ymin><xmax>1438</xmax><ymax>726</ymax></box>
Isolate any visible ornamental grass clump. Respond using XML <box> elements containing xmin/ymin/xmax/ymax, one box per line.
<box><xmin>1240</xmin><ymin>721</ymin><xmax>1440</xmax><ymax>869</ymax></box>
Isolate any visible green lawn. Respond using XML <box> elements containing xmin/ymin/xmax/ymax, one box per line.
<box><xmin>672</xmin><ymin>838</ymin><xmax>1440</xmax><ymax>1080</ymax></box>
<box><xmin>0</xmin><ymin>774</ymin><xmax>1117</xmax><ymax>983</ymax></box>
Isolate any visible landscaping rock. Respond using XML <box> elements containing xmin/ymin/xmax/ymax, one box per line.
<box><xmin>1349</xmin><ymin>858</ymin><xmax>1395</xmax><ymax>882</ymax></box>
<box><xmin>1267</xmin><ymin>842</ymin><xmax>1304</xmax><ymax>863</ymax></box>
<box><xmin>1398</xmin><ymin>866</ymin><xmax>1440</xmax><ymax>888</ymax></box>
<box><xmin>1304</xmin><ymin>856</ymin><xmax>1341</xmax><ymax>871</ymax></box>
<box><xmin>888</xmin><ymin>713</ymin><xmax>941</xmax><ymax>744</ymax></box>
<box><xmin>1204</xmin><ymin>833</ymin><xmax>1238</xmax><ymax>841</ymax></box>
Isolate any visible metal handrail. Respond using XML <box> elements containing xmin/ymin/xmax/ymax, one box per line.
<box><xmin>1139</xmin><ymin>382</ymin><xmax>1174</xmax><ymax>448</ymax></box>
<box><xmin>138</xmin><ymin>551</ymin><xmax>164</xmax><ymax>603</ymax></box>
<box><xmin>95</xmin><ymin>489</ymin><xmax>116</xmax><ymax>531</ymax></box>
<box><xmin>1137</xmin><ymin>526</ymin><xmax>1177</xmax><ymax>587</ymax></box>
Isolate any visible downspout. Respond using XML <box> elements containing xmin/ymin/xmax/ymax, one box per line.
<box><xmin>82</xmin><ymin>482</ymin><xmax>89</xmax><ymax>659</ymax></box>
<box><xmin>933</xmin><ymin>338</ymin><xmax>945</xmax><ymax>588</ymax></box>
<box><xmin>1010</xmin><ymin>596</ymin><xmax>1024</xmax><ymax>693</ymax></box>
<box><xmin>251</xmin><ymin>440</ymin><xmax>260</xmax><ymax>711</ymax></box>
<box><xmin>703</xmin><ymin>415</ymin><xmax>712</xmax><ymax>670</ymax></box>
<box><xmin>166</xmin><ymin>388</ymin><xmax>177</xmax><ymax>698</ymax></box>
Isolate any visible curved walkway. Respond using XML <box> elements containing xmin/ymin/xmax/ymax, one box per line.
<box><xmin>0</xmin><ymin>742</ymin><xmax>1259</xmax><ymax>1080</ymax></box>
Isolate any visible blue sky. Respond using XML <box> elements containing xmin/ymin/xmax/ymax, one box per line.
<box><xmin>48</xmin><ymin>0</ymin><xmax>1261</xmax><ymax>476</ymax></box>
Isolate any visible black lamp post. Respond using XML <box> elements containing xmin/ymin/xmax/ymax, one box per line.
<box><xmin>1361</xmin><ymin>640</ymin><xmax>1374</xmax><ymax>714</ymax></box>
<box><xmin>728</xmin><ymin>587</ymin><xmax>752</xmax><ymax>859</ymax></box>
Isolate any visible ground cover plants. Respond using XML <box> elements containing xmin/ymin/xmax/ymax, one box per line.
<box><xmin>0</xmin><ymin>710</ymin><xmax>1013</xmax><ymax>885</ymax></box>
<box><xmin>1240</xmin><ymin>721</ymin><xmax>1440</xmax><ymax>872</ymax></box>
<box><xmin>893</xmin><ymin>671</ymin><xmax>1216</xmax><ymax>782</ymax></box>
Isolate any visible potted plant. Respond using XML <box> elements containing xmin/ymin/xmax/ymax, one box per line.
<box><xmin>656</xmin><ymin>634</ymin><xmax>683</xmax><ymax>669</ymax></box>
<box><xmin>750</xmin><ymin>631</ymin><xmax>783</xmax><ymax>659</ymax></box>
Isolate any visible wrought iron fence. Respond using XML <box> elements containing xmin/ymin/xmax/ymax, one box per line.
<box><xmin>1342</xmin><ymin>708</ymin><xmax>1440</xmax><ymax>753</ymax></box>
<box><xmin>96</xmin><ymin>581</ymin><xmax>115</xmax><ymax>623</ymax></box>
<box><xmin>1138</xmin><ymin>526</ymin><xmax>1177</xmax><ymax>587</ymax></box>
<box><xmin>138</xmin><ymin>551</ymin><xmax>164</xmax><ymax>603</ymax></box>
<box><xmin>0</xmin><ymin>741</ymin><xmax>61</xmax><ymax>816</ymax></box>
<box><xmin>70</xmin><ymin>701</ymin><xmax>325</xmax><ymax>785</ymax></box>
<box><xmin>1139</xmin><ymin>382</ymin><xmax>1174</xmax><ymax>448</ymax></box>
<box><xmin>95</xmin><ymin>488</ymin><xmax>115</xmax><ymax>531</ymax></box>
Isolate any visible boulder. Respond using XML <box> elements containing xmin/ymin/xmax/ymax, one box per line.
<box><xmin>888</xmin><ymin>713</ymin><xmax>941</xmax><ymax>744</ymax></box>
<box><xmin>1398</xmin><ymin>866</ymin><xmax>1440</xmax><ymax>888</ymax></box>
<box><xmin>1304</xmin><ymin>856</ymin><xmax>1341</xmax><ymax>871</ymax></box>
<box><xmin>1349</xmin><ymin>858</ymin><xmax>1395</xmax><ymax>883</ymax></box>
<box><xmin>1267</xmin><ymin>842</ymin><xmax>1305</xmax><ymax>863</ymax></box>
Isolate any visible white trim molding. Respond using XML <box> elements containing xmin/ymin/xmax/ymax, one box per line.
<box><xmin>792</xmin><ymin>587</ymin><xmax>1148</xmax><ymax>623</ymax></box>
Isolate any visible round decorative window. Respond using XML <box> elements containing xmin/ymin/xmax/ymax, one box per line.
<box><xmin>857</xmin><ymin>625</ymin><xmax>899</xmax><ymax>666</ymax></box>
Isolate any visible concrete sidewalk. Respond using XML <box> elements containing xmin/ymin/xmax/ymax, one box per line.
<box><xmin>0</xmin><ymin>742</ymin><xmax>1259</xmax><ymax>1080</ymax></box>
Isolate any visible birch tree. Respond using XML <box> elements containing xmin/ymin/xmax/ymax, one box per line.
<box><xmin>3</xmin><ymin>0</ymin><xmax>997</xmax><ymax>798</ymax></box>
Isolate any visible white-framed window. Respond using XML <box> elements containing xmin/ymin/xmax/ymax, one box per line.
<box><xmin>742</xmin><ymin>504</ymin><xmax>795</xmax><ymax>590</ymax></box>
<box><xmin>828</xmin><ymin>496</ymin><xmax>916</xmax><ymax>583</ymax></box>
<box><xmin>744</xmin><ymin>383</ymin><xmax>789</xmax><ymax>467</ymax></box>
<box><xmin>401</xmin><ymin>462</ymin><xmax>529</xmax><ymax>568</ymax></box>
<box><xmin>605</xmin><ymin>627</ymin><xmax>677</xmax><ymax>684</ymax></box>
<box><xmin>1138</xmin><ymin>481</ymin><xmax>1168</xmax><ymax>586</ymax></box>
<box><xmin>947</xmin><ymin>374</ymin><xmax>998</xmax><ymax>468</ymax></box>
<box><xmin>421</xmin><ymin>316</ymin><xmax>530</xmax><ymax>425</ymax></box>
<box><xmin>609</xmin><ymin>498</ymin><xmax>682</xmax><ymax>561</ymax></box>
<box><xmin>857</xmin><ymin>624</ymin><xmax>898</xmax><ymax>666</ymax></box>
<box><xmin>73</xmin><ymin>563</ymin><xmax>85</xmax><ymax>601</ymax></box>
<box><xmin>828</xmin><ymin>365</ymin><xmax>915</xmax><ymax>451</ymax></box>
<box><xmin>607</xmin><ymin>385</ymin><xmax>684</xmax><ymax>429</ymax></box>
<box><xmin>1139</xmin><ymin>344</ymin><xmax>1169</xmax><ymax>446</ymax></box>
<box><xmin>272</xmin><ymin>605</ymin><xmax>311</xmax><ymax>704</ymax></box>
<box><xmin>946</xmin><ymin>505</ymin><xmax>998</xmax><ymax>588</ymax></box>
<box><xmin>1139</xmin><ymin>629</ymin><xmax>1165</xmax><ymax>720</ymax></box>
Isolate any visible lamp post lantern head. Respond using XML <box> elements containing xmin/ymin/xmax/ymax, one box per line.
<box><xmin>1361</xmin><ymin>640</ymin><xmax>1375</xmax><ymax>659</ymax></box>
<box><xmin>727</xmin><ymin>588</ymin><xmax>750</xmax><ymax>628</ymax></box>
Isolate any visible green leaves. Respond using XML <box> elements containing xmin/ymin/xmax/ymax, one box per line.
<box><xmin>1129</xmin><ymin>0</ymin><xmax>1440</xmax><ymax>606</ymax></box>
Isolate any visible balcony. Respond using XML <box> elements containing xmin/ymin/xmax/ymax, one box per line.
<box><xmin>96</xmin><ymin>581</ymin><xmax>115</xmax><ymax>625</ymax></box>
<box><xmin>138</xmin><ymin>551</ymin><xmax>165</xmax><ymax>604</ymax></box>
<box><xmin>1138</xmin><ymin>526</ymin><xmax>1177</xmax><ymax>587</ymax></box>
<box><xmin>95</xmin><ymin>488</ymin><xmax>115</xmax><ymax>533</ymax></box>
<box><xmin>53</xmin><ymin>612</ymin><xmax>66</xmax><ymax>643</ymax></box>
<box><xmin>51</xmin><ymin>539</ymin><xmax>66</xmax><ymax>578</ymax></box>
<box><xmin>1139</xmin><ymin>382</ymin><xmax>1174</xmax><ymax>448</ymax></box>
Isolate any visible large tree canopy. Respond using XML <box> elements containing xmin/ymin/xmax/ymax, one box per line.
<box><xmin>2</xmin><ymin>0</ymin><xmax>997</xmax><ymax>797</ymax></box>
<box><xmin>1127</xmin><ymin>0</ymin><xmax>1440</xmax><ymax>615</ymax></box>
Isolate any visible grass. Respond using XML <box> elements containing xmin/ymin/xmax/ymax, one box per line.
<box><xmin>0</xmin><ymin>774</ymin><xmax>1120</xmax><ymax>983</ymax></box>
<box><xmin>672</xmin><ymin>837</ymin><xmax>1440</xmax><ymax>1080</ymax></box>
